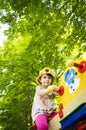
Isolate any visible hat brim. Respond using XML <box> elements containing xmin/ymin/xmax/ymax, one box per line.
<box><xmin>36</xmin><ymin>72</ymin><xmax>55</xmax><ymax>85</ymax></box>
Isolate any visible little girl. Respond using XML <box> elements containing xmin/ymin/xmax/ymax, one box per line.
<box><xmin>31</xmin><ymin>67</ymin><xmax>60</xmax><ymax>130</ymax></box>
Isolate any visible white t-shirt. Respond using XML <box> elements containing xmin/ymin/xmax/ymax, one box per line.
<box><xmin>31</xmin><ymin>86</ymin><xmax>56</xmax><ymax>122</ymax></box>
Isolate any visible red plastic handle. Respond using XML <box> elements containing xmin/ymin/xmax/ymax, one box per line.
<box><xmin>74</xmin><ymin>61</ymin><xmax>86</xmax><ymax>73</ymax></box>
<box><xmin>59</xmin><ymin>103</ymin><xmax>64</xmax><ymax>118</ymax></box>
<box><xmin>59</xmin><ymin>86</ymin><xmax>64</xmax><ymax>96</ymax></box>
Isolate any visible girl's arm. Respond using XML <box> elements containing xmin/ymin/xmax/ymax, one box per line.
<box><xmin>36</xmin><ymin>86</ymin><xmax>49</xmax><ymax>97</ymax></box>
<box><xmin>53</xmin><ymin>86</ymin><xmax>59</xmax><ymax>93</ymax></box>
<box><xmin>53</xmin><ymin>91</ymin><xmax>58</xmax><ymax>96</ymax></box>
<box><xmin>36</xmin><ymin>85</ymin><xmax>60</xmax><ymax>97</ymax></box>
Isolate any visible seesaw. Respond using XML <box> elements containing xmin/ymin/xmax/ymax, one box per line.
<box><xmin>59</xmin><ymin>59</ymin><xmax>86</xmax><ymax>129</ymax></box>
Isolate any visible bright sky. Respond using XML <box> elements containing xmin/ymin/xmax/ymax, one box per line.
<box><xmin>0</xmin><ymin>24</ymin><xmax>9</xmax><ymax>46</ymax></box>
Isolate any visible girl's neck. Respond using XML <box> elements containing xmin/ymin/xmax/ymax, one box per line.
<box><xmin>41</xmin><ymin>85</ymin><xmax>48</xmax><ymax>89</ymax></box>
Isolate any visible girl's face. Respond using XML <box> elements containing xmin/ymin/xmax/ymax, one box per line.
<box><xmin>39</xmin><ymin>74</ymin><xmax>53</xmax><ymax>88</ymax></box>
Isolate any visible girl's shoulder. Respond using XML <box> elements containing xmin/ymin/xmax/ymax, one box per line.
<box><xmin>36</xmin><ymin>85</ymin><xmax>41</xmax><ymax>89</ymax></box>
<box><xmin>36</xmin><ymin>85</ymin><xmax>41</xmax><ymax>88</ymax></box>
<box><xmin>36</xmin><ymin>85</ymin><xmax>42</xmax><ymax>91</ymax></box>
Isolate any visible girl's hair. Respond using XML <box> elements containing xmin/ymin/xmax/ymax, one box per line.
<box><xmin>36</xmin><ymin>67</ymin><xmax>55</xmax><ymax>84</ymax></box>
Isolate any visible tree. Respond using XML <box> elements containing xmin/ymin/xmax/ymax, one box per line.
<box><xmin>0</xmin><ymin>0</ymin><xmax>86</xmax><ymax>129</ymax></box>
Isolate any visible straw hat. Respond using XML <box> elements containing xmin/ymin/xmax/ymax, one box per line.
<box><xmin>36</xmin><ymin>67</ymin><xmax>56</xmax><ymax>84</ymax></box>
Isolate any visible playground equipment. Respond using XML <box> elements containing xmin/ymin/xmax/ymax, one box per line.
<box><xmin>30</xmin><ymin>59</ymin><xmax>86</xmax><ymax>130</ymax></box>
<box><xmin>59</xmin><ymin>59</ymin><xmax>86</xmax><ymax>129</ymax></box>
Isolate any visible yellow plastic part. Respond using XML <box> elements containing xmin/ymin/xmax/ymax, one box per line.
<box><xmin>59</xmin><ymin>59</ymin><xmax>86</xmax><ymax>119</ymax></box>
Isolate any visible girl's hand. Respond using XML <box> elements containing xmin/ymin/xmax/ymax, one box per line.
<box><xmin>47</xmin><ymin>86</ymin><xmax>54</xmax><ymax>92</ymax></box>
<box><xmin>53</xmin><ymin>85</ymin><xmax>64</xmax><ymax>96</ymax></box>
<box><xmin>47</xmin><ymin>85</ymin><xmax>59</xmax><ymax>93</ymax></box>
<box><xmin>53</xmin><ymin>85</ymin><xmax>59</xmax><ymax>93</ymax></box>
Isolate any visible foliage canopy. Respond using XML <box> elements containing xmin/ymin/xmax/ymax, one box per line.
<box><xmin>0</xmin><ymin>0</ymin><xmax>86</xmax><ymax>129</ymax></box>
